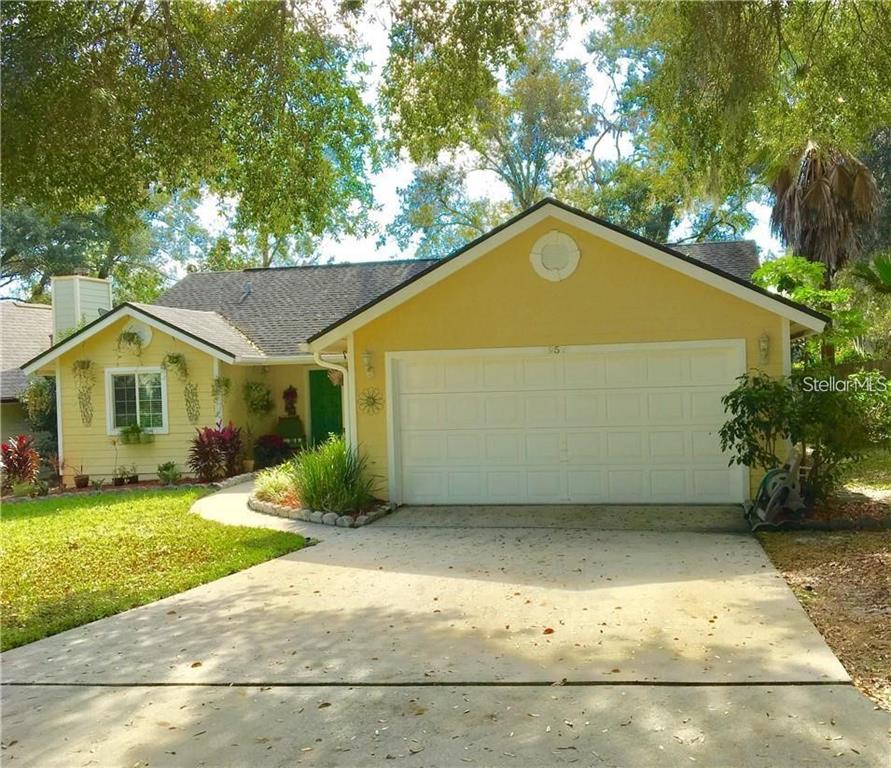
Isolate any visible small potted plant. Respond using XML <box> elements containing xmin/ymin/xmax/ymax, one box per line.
<box><xmin>126</xmin><ymin>464</ymin><xmax>139</xmax><ymax>484</ymax></box>
<box><xmin>112</xmin><ymin>465</ymin><xmax>128</xmax><ymax>486</ymax></box>
<box><xmin>91</xmin><ymin>478</ymin><xmax>104</xmax><ymax>492</ymax></box>
<box><xmin>157</xmin><ymin>461</ymin><xmax>181</xmax><ymax>486</ymax></box>
<box><xmin>74</xmin><ymin>465</ymin><xmax>90</xmax><ymax>489</ymax></box>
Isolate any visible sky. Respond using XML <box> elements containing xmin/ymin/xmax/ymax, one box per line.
<box><xmin>198</xmin><ymin>6</ymin><xmax>784</xmax><ymax>265</ymax></box>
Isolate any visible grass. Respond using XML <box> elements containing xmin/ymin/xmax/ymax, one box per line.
<box><xmin>841</xmin><ymin>448</ymin><xmax>891</xmax><ymax>491</ymax></box>
<box><xmin>0</xmin><ymin>489</ymin><xmax>304</xmax><ymax>651</ymax></box>
<box><xmin>758</xmin><ymin>530</ymin><xmax>890</xmax><ymax>709</ymax></box>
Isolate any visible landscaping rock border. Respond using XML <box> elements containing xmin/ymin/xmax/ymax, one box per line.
<box><xmin>247</xmin><ymin>495</ymin><xmax>395</xmax><ymax>528</ymax></box>
<box><xmin>1</xmin><ymin>472</ymin><xmax>257</xmax><ymax>504</ymax></box>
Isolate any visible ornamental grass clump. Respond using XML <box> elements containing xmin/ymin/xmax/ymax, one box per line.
<box><xmin>293</xmin><ymin>436</ymin><xmax>374</xmax><ymax>515</ymax></box>
<box><xmin>254</xmin><ymin>461</ymin><xmax>298</xmax><ymax>506</ymax></box>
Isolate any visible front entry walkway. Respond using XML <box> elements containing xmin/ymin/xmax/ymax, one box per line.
<box><xmin>2</xmin><ymin>489</ymin><xmax>888</xmax><ymax>766</ymax></box>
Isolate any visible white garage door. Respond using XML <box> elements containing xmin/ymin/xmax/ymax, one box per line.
<box><xmin>390</xmin><ymin>342</ymin><xmax>746</xmax><ymax>504</ymax></box>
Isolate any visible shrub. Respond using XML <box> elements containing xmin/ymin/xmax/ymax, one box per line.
<box><xmin>1</xmin><ymin>435</ymin><xmax>40</xmax><ymax>491</ymax></box>
<box><xmin>157</xmin><ymin>461</ymin><xmax>182</xmax><ymax>485</ymax></box>
<box><xmin>254</xmin><ymin>461</ymin><xmax>298</xmax><ymax>505</ymax></box>
<box><xmin>188</xmin><ymin>422</ymin><xmax>242</xmax><ymax>482</ymax></box>
<box><xmin>720</xmin><ymin>370</ymin><xmax>882</xmax><ymax>506</ymax></box>
<box><xmin>253</xmin><ymin>434</ymin><xmax>292</xmax><ymax>469</ymax></box>
<box><xmin>293</xmin><ymin>435</ymin><xmax>374</xmax><ymax>515</ymax></box>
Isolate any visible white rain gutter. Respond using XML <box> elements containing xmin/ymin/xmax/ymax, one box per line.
<box><xmin>311</xmin><ymin>348</ymin><xmax>354</xmax><ymax>447</ymax></box>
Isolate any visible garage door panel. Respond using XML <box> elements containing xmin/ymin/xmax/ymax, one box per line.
<box><xmin>646</xmin><ymin>352</ymin><xmax>690</xmax><ymax>386</ymax></box>
<box><xmin>566</xmin><ymin>432</ymin><xmax>604</xmax><ymax>460</ymax></box>
<box><xmin>446</xmin><ymin>433</ymin><xmax>482</xmax><ymax>462</ymax></box>
<box><xmin>647</xmin><ymin>391</ymin><xmax>688</xmax><ymax>423</ymax></box>
<box><xmin>400</xmin><ymin>395</ymin><xmax>442</xmax><ymax>429</ymax></box>
<box><xmin>605</xmin><ymin>392</ymin><xmax>644</xmax><ymax>423</ymax></box>
<box><xmin>525</xmin><ymin>432</ymin><xmax>563</xmax><ymax>463</ymax></box>
<box><xmin>524</xmin><ymin>393</ymin><xmax>562</xmax><ymax>426</ymax></box>
<box><xmin>564</xmin><ymin>392</ymin><xmax>606</xmax><ymax>425</ymax></box>
<box><xmin>605</xmin><ymin>354</ymin><xmax>647</xmax><ymax>386</ymax></box>
<box><xmin>393</xmin><ymin>345</ymin><xmax>743</xmax><ymax>504</ymax></box>
<box><xmin>649</xmin><ymin>431</ymin><xmax>688</xmax><ymax>461</ymax></box>
<box><xmin>443</xmin><ymin>394</ymin><xmax>482</xmax><ymax>427</ymax></box>
<box><xmin>651</xmin><ymin>469</ymin><xmax>687</xmax><ymax>497</ymax></box>
<box><xmin>484</xmin><ymin>433</ymin><xmax>522</xmax><ymax>463</ymax></box>
<box><xmin>564</xmin><ymin>356</ymin><xmax>606</xmax><ymax>387</ymax></box>
<box><xmin>484</xmin><ymin>395</ymin><xmax>521</xmax><ymax>426</ymax></box>
<box><xmin>606</xmin><ymin>431</ymin><xmax>644</xmax><ymax>459</ymax></box>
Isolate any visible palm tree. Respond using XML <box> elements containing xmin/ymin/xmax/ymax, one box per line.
<box><xmin>770</xmin><ymin>142</ymin><xmax>880</xmax><ymax>363</ymax></box>
<box><xmin>853</xmin><ymin>254</ymin><xmax>891</xmax><ymax>294</ymax></box>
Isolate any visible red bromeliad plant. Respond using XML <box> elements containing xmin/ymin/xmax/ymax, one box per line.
<box><xmin>188</xmin><ymin>422</ymin><xmax>242</xmax><ymax>482</ymax></box>
<box><xmin>283</xmin><ymin>386</ymin><xmax>298</xmax><ymax>416</ymax></box>
<box><xmin>1</xmin><ymin>435</ymin><xmax>40</xmax><ymax>490</ymax></box>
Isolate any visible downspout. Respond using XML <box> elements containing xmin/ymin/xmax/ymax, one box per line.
<box><xmin>312</xmin><ymin>349</ymin><xmax>353</xmax><ymax>447</ymax></box>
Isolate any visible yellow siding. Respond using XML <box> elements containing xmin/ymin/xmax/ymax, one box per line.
<box><xmin>352</xmin><ymin>215</ymin><xmax>786</xmax><ymax>498</ymax></box>
<box><xmin>220</xmin><ymin>363</ymin><xmax>313</xmax><ymax>445</ymax></box>
<box><xmin>57</xmin><ymin>317</ymin><xmax>215</xmax><ymax>483</ymax></box>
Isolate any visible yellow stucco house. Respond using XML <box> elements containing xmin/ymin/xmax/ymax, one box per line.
<box><xmin>24</xmin><ymin>200</ymin><xmax>826</xmax><ymax>502</ymax></box>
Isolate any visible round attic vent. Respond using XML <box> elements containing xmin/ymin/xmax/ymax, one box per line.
<box><xmin>530</xmin><ymin>230</ymin><xmax>580</xmax><ymax>282</ymax></box>
<box><xmin>122</xmin><ymin>320</ymin><xmax>153</xmax><ymax>348</ymax></box>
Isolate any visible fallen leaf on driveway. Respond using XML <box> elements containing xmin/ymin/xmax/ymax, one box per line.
<box><xmin>543</xmin><ymin>627</ymin><xmax>555</xmax><ymax>635</ymax></box>
<box><xmin>190</xmin><ymin>662</ymin><xmax>202</xmax><ymax>668</ymax></box>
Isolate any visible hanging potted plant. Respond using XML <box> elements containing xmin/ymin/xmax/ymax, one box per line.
<box><xmin>212</xmin><ymin>376</ymin><xmax>232</xmax><ymax>400</ymax></box>
<box><xmin>116</xmin><ymin>329</ymin><xmax>144</xmax><ymax>358</ymax></box>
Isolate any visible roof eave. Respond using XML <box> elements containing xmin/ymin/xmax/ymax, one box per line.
<box><xmin>308</xmin><ymin>199</ymin><xmax>828</xmax><ymax>349</ymax></box>
<box><xmin>21</xmin><ymin>303</ymin><xmax>238</xmax><ymax>374</ymax></box>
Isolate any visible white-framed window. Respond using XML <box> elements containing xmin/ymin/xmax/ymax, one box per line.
<box><xmin>105</xmin><ymin>367</ymin><xmax>169</xmax><ymax>434</ymax></box>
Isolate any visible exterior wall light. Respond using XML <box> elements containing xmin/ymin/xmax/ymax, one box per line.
<box><xmin>362</xmin><ymin>349</ymin><xmax>374</xmax><ymax>377</ymax></box>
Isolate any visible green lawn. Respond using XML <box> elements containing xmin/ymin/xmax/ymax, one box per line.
<box><xmin>0</xmin><ymin>489</ymin><xmax>304</xmax><ymax>651</ymax></box>
<box><xmin>842</xmin><ymin>449</ymin><xmax>891</xmax><ymax>491</ymax></box>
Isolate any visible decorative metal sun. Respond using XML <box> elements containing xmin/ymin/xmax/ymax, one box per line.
<box><xmin>359</xmin><ymin>387</ymin><xmax>383</xmax><ymax>414</ymax></box>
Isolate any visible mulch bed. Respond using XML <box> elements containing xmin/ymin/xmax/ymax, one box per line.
<box><xmin>758</xmin><ymin>530</ymin><xmax>891</xmax><ymax>710</ymax></box>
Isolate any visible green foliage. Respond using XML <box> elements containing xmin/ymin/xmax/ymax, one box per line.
<box><xmin>719</xmin><ymin>370</ymin><xmax>887</xmax><ymax>505</ymax></box>
<box><xmin>2</xmin><ymin>1</ymin><xmax>376</xmax><ymax>247</ymax></box>
<box><xmin>243</xmin><ymin>381</ymin><xmax>274</xmax><ymax>417</ymax></box>
<box><xmin>257</xmin><ymin>435</ymin><xmax>374</xmax><ymax>514</ymax></box>
<box><xmin>753</xmin><ymin>256</ymin><xmax>867</xmax><ymax>361</ymax></box>
<box><xmin>157</xmin><ymin>461</ymin><xmax>182</xmax><ymax>486</ymax></box>
<box><xmin>161</xmin><ymin>353</ymin><xmax>189</xmax><ymax>382</ymax></box>
<box><xmin>0</xmin><ymin>489</ymin><xmax>303</xmax><ymax>650</ymax></box>
<box><xmin>719</xmin><ymin>373</ymin><xmax>796</xmax><ymax>471</ymax></box>
<box><xmin>600</xmin><ymin>2</ymin><xmax>891</xmax><ymax>197</ymax></box>
<box><xmin>294</xmin><ymin>436</ymin><xmax>374</xmax><ymax>514</ymax></box>
<box><xmin>211</xmin><ymin>376</ymin><xmax>232</xmax><ymax>400</ymax></box>
<box><xmin>382</xmin><ymin>0</ymin><xmax>541</xmax><ymax>162</ymax></box>
<box><xmin>20</xmin><ymin>377</ymin><xmax>55</xmax><ymax>433</ymax></box>
<box><xmin>254</xmin><ymin>462</ymin><xmax>295</xmax><ymax>505</ymax></box>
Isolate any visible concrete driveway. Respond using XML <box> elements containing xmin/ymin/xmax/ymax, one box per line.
<box><xmin>2</xmin><ymin>493</ymin><xmax>889</xmax><ymax>766</ymax></box>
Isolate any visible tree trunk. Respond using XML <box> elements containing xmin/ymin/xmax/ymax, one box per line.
<box><xmin>820</xmin><ymin>269</ymin><xmax>836</xmax><ymax>367</ymax></box>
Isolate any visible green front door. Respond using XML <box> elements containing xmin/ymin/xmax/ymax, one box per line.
<box><xmin>309</xmin><ymin>369</ymin><xmax>343</xmax><ymax>445</ymax></box>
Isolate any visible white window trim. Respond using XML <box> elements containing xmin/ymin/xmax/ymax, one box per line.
<box><xmin>105</xmin><ymin>366</ymin><xmax>170</xmax><ymax>436</ymax></box>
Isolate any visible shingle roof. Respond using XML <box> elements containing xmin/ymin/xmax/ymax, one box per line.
<box><xmin>154</xmin><ymin>260</ymin><xmax>436</xmax><ymax>356</ymax></box>
<box><xmin>1</xmin><ymin>301</ymin><xmax>53</xmax><ymax>400</ymax></box>
<box><xmin>129</xmin><ymin>303</ymin><xmax>265</xmax><ymax>358</ymax></box>
<box><xmin>151</xmin><ymin>228</ymin><xmax>762</xmax><ymax>355</ymax></box>
<box><xmin>672</xmin><ymin>240</ymin><xmax>759</xmax><ymax>281</ymax></box>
